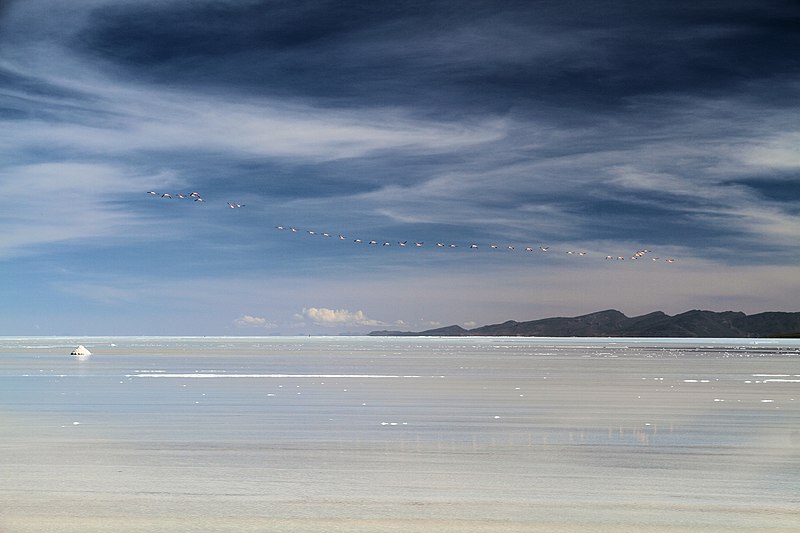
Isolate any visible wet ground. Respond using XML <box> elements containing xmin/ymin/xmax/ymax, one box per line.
<box><xmin>2</xmin><ymin>337</ymin><xmax>799</xmax><ymax>531</ymax></box>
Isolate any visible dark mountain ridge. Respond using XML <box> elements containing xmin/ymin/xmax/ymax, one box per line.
<box><xmin>369</xmin><ymin>310</ymin><xmax>800</xmax><ymax>338</ymax></box>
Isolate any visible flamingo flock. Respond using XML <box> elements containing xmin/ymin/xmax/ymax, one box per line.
<box><xmin>147</xmin><ymin>191</ymin><xmax>205</xmax><ymax>201</ymax></box>
<box><xmin>147</xmin><ymin>191</ymin><xmax>676</xmax><ymax>262</ymax></box>
<box><xmin>271</xmin><ymin>225</ymin><xmax>676</xmax><ymax>262</ymax></box>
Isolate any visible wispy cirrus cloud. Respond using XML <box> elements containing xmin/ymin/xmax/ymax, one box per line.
<box><xmin>1</xmin><ymin>1</ymin><xmax>506</xmax><ymax>164</ymax></box>
<box><xmin>3</xmin><ymin>87</ymin><xmax>506</xmax><ymax>163</ymax></box>
<box><xmin>0</xmin><ymin>162</ymin><xmax>163</xmax><ymax>255</ymax></box>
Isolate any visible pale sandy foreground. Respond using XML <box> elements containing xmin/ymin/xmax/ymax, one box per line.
<box><xmin>1</xmin><ymin>337</ymin><xmax>799</xmax><ymax>532</ymax></box>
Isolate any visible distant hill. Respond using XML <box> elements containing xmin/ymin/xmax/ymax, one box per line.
<box><xmin>369</xmin><ymin>310</ymin><xmax>800</xmax><ymax>338</ymax></box>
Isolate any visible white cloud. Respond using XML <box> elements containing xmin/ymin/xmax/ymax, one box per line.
<box><xmin>302</xmin><ymin>307</ymin><xmax>385</xmax><ymax>327</ymax></box>
<box><xmin>3</xmin><ymin>96</ymin><xmax>504</xmax><ymax>162</ymax></box>
<box><xmin>233</xmin><ymin>314</ymin><xmax>276</xmax><ymax>329</ymax></box>
<box><xmin>0</xmin><ymin>162</ymin><xmax>160</xmax><ymax>255</ymax></box>
<box><xmin>735</xmin><ymin>132</ymin><xmax>800</xmax><ymax>171</ymax></box>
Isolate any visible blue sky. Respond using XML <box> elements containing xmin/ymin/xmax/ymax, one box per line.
<box><xmin>1</xmin><ymin>0</ymin><xmax>798</xmax><ymax>335</ymax></box>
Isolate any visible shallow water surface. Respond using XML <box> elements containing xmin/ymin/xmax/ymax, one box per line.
<box><xmin>2</xmin><ymin>337</ymin><xmax>799</xmax><ymax>532</ymax></box>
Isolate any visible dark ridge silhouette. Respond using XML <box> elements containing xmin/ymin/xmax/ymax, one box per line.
<box><xmin>369</xmin><ymin>310</ymin><xmax>800</xmax><ymax>338</ymax></box>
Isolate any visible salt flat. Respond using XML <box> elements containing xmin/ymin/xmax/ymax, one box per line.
<box><xmin>1</xmin><ymin>337</ymin><xmax>799</xmax><ymax>532</ymax></box>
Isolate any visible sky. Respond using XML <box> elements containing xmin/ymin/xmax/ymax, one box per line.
<box><xmin>1</xmin><ymin>0</ymin><xmax>798</xmax><ymax>335</ymax></box>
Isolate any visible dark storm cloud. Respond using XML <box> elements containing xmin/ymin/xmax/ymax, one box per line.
<box><xmin>733</xmin><ymin>176</ymin><xmax>800</xmax><ymax>206</ymax></box>
<box><xmin>76</xmin><ymin>0</ymin><xmax>800</xmax><ymax>115</ymax></box>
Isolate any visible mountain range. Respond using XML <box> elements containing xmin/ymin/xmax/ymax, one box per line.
<box><xmin>369</xmin><ymin>310</ymin><xmax>800</xmax><ymax>338</ymax></box>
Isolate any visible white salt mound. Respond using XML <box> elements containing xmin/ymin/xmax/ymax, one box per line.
<box><xmin>70</xmin><ymin>345</ymin><xmax>91</xmax><ymax>357</ymax></box>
